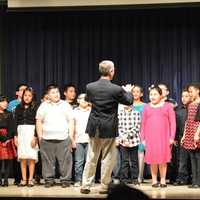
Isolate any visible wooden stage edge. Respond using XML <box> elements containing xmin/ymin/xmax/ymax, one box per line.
<box><xmin>0</xmin><ymin>179</ymin><xmax>200</xmax><ymax>200</ymax></box>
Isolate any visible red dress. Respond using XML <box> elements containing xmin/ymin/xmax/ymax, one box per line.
<box><xmin>182</xmin><ymin>103</ymin><xmax>200</xmax><ymax>150</ymax></box>
<box><xmin>0</xmin><ymin>112</ymin><xmax>17</xmax><ymax>160</ymax></box>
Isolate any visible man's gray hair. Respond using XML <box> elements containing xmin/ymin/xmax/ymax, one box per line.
<box><xmin>99</xmin><ymin>60</ymin><xmax>114</xmax><ymax>76</ymax></box>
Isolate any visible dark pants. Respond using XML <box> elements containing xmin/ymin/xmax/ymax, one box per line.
<box><xmin>40</xmin><ymin>138</ymin><xmax>72</xmax><ymax>183</ymax></box>
<box><xmin>176</xmin><ymin>147</ymin><xmax>191</xmax><ymax>183</ymax></box>
<box><xmin>35</xmin><ymin>151</ymin><xmax>42</xmax><ymax>179</ymax></box>
<box><xmin>112</xmin><ymin>146</ymin><xmax>121</xmax><ymax>180</ymax></box>
<box><xmin>0</xmin><ymin>160</ymin><xmax>11</xmax><ymax>180</ymax></box>
<box><xmin>120</xmin><ymin>145</ymin><xmax>138</xmax><ymax>181</ymax></box>
<box><xmin>74</xmin><ymin>143</ymin><xmax>88</xmax><ymax>182</ymax></box>
<box><xmin>13</xmin><ymin>158</ymin><xmax>21</xmax><ymax>183</ymax></box>
<box><xmin>189</xmin><ymin>149</ymin><xmax>200</xmax><ymax>185</ymax></box>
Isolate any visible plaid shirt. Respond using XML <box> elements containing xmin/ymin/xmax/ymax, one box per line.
<box><xmin>118</xmin><ymin>105</ymin><xmax>141</xmax><ymax>147</ymax></box>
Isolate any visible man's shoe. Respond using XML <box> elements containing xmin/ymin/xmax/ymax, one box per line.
<box><xmin>44</xmin><ymin>182</ymin><xmax>54</xmax><ymax>188</ymax></box>
<box><xmin>80</xmin><ymin>187</ymin><xmax>91</xmax><ymax>194</ymax></box>
<box><xmin>99</xmin><ymin>188</ymin><xmax>108</xmax><ymax>194</ymax></box>
<box><xmin>61</xmin><ymin>182</ymin><xmax>70</xmax><ymax>188</ymax></box>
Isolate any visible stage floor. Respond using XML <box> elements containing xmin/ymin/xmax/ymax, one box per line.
<box><xmin>0</xmin><ymin>180</ymin><xmax>200</xmax><ymax>199</ymax></box>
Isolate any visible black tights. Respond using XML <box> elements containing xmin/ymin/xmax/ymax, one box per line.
<box><xmin>0</xmin><ymin>160</ymin><xmax>11</xmax><ymax>180</ymax></box>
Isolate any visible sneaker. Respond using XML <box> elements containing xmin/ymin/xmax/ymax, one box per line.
<box><xmin>44</xmin><ymin>182</ymin><xmax>54</xmax><ymax>188</ymax></box>
<box><xmin>3</xmin><ymin>179</ymin><xmax>8</xmax><ymax>187</ymax></box>
<box><xmin>61</xmin><ymin>182</ymin><xmax>70</xmax><ymax>188</ymax></box>
<box><xmin>74</xmin><ymin>182</ymin><xmax>81</xmax><ymax>187</ymax></box>
<box><xmin>80</xmin><ymin>186</ymin><xmax>90</xmax><ymax>194</ymax></box>
<box><xmin>113</xmin><ymin>179</ymin><xmax>120</xmax><ymax>184</ymax></box>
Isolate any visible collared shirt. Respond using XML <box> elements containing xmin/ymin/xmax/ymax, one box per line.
<box><xmin>73</xmin><ymin>107</ymin><xmax>90</xmax><ymax>143</ymax></box>
<box><xmin>118</xmin><ymin>105</ymin><xmax>141</xmax><ymax>147</ymax></box>
<box><xmin>36</xmin><ymin>100</ymin><xmax>73</xmax><ymax>140</ymax></box>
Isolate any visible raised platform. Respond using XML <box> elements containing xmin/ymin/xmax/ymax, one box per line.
<box><xmin>0</xmin><ymin>180</ymin><xmax>200</xmax><ymax>200</ymax></box>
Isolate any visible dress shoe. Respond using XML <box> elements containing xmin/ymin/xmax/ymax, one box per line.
<box><xmin>152</xmin><ymin>183</ymin><xmax>160</xmax><ymax>188</ymax></box>
<box><xmin>160</xmin><ymin>184</ymin><xmax>167</xmax><ymax>188</ymax></box>
<box><xmin>80</xmin><ymin>187</ymin><xmax>90</xmax><ymax>194</ymax></box>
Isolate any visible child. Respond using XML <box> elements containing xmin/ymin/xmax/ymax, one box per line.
<box><xmin>118</xmin><ymin>104</ymin><xmax>141</xmax><ymax>184</ymax></box>
<box><xmin>141</xmin><ymin>85</ymin><xmax>176</xmax><ymax>187</ymax></box>
<box><xmin>73</xmin><ymin>93</ymin><xmax>91</xmax><ymax>187</ymax></box>
<box><xmin>36</xmin><ymin>84</ymin><xmax>75</xmax><ymax>188</ymax></box>
<box><xmin>15</xmin><ymin>87</ymin><xmax>39</xmax><ymax>187</ymax></box>
<box><xmin>63</xmin><ymin>84</ymin><xmax>77</xmax><ymax>109</ymax></box>
<box><xmin>0</xmin><ymin>95</ymin><xmax>16</xmax><ymax>186</ymax></box>
<box><xmin>173</xmin><ymin>89</ymin><xmax>191</xmax><ymax>185</ymax></box>
<box><xmin>181</xmin><ymin>83</ymin><xmax>200</xmax><ymax>188</ymax></box>
<box><xmin>132</xmin><ymin>85</ymin><xmax>146</xmax><ymax>183</ymax></box>
<box><xmin>158</xmin><ymin>83</ymin><xmax>178</xmax><ymax>108</ymax></box>
<box><xmin>7</xmin><ymin>84</ymin><xmax>28</xmax><ymax>185</ymax></box>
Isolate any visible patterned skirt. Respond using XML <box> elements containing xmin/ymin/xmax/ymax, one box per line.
<box><xmin>0</xmin><ymin>139</ymin><xmax>17</xmax><ymax>160</ymax></box>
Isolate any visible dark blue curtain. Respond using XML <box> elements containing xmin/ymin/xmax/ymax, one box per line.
<box><xmin>1</xmin><ymin>7</ymin><xmax>200</xmax><ymax>102</ymax></box>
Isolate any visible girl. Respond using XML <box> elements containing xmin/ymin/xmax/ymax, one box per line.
<box><xmin>132</xmin><ymin>85</ymin><xmax>146</xmax><ymax>183</ymax></box>
<box><xmin>15</xmin><ymin>87</ymin><xmax>39</xmax><ymax>187</ymax></box>
<box><xmin>140</xmin><ymin>86</ymin><xmax>176</xmax><ymax>187</ymax></box>
<box><xmin>181</xmin><ymin>83</ymin><xmax>200</xmax><ymax>188</ymax></box>
<box><xmin>0</xmin><ymin>95</ymin><xmax>16</xmax><ymax>186</ymax></box>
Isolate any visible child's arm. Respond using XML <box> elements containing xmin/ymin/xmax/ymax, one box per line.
<box><xmin>140</xmin><ymin>105</ymin><xmax>147</xmax><ymax>145</ymax></box>
<box><xmin>168</xmin><ymin>104</ymin><xmax>176</xmax><ymax>144</ymax></box>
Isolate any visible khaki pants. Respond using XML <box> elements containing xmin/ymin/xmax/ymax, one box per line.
<box><xmin>82</xmin><ymin>136</ymin><xmax>116</xmax><ymax>189</ymax></box>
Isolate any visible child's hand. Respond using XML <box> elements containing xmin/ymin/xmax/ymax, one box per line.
<box><xmin>180</xmin><ymin>136</ymin><xmax>185</xmax><ymax>145</ymax></box>
<box><xmin>14</xmin><ymin>136</ymin><xmax>18</xmax><ymax>147</ymax></box>
<box><xmin>169</xmin><ymin>139</ymin><xmax>174</xmax><ymax>145</ymax></box>
<box><xmin>31</xmin><ymin>137</ymin><xmax>37</xmax><ymax>148</ymax></box>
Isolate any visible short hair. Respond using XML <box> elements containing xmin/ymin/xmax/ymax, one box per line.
<box><xmin>16</xmin><ymin>83</ymin><xmax>28</xmax><ymax>92</ymax></box>
<box><xmin>0</xmin><ymin>95</ymin><xmax>8</xmax><ymax>102</ymax></box>
<box><xmin>46</xmin><ymin>84</ymin><xmax>59</xmax><ymax>93</ymax></box>
<box><xmin>99</xmin><ymin>60</ymin><xmax>114</xmax><ymax>76</ymax></box>
<box><xmin>63</xmin><ymin>84</ymin><xmax>76</xmax><ymax>92</ymax></box>
<box><xmin>182</xmin><ymin>88</ymin><xmax>189</xmax><ymax>93</ymax></box>
<box><xmin>158</xmin><ymin>83</ymin><xmax>169</xmax><ymax>91</ymax></box>
<box><xmin>149</xmin><ymin>85</ymin><xmax>162</xmax><ymax>95</ymax></box>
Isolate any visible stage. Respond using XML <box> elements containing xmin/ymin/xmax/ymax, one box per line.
<box><xmin>0</xmin><ymin>180</ymin><xmax>200</xmax><ymax>200</ymax></box>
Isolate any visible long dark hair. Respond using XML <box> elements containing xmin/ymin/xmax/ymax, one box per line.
<box><xmin>21</xmin><ymin>87</ymin><xmax>37</xmax><ymax>108</ymax></box>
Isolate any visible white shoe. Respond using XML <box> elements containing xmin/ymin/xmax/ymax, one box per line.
<box><xmin>74</xmin><ymin>182</ymin><xmax>81</xmax><ymax>187</ymax></box>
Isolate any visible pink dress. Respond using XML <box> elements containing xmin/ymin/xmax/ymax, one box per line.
<box><xmin>140</xmin><ymin>102</ymin><xmax>176</xmax><ymax>164</ymax></box>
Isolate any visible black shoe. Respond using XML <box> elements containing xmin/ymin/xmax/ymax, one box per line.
<box><xmin>44</xmin><ymin>182</ymin><xmax>54</xmax><ymax>188</ymax></box>
<box><xmin>152</xmin><ymin>183</ymin><xmax>160</xmax><ymax>188</ymax></box>
<box><xmin>80</xmin><ymin>187</ymin><xmax>91</xmax><ymax>194</ymax></box>
<box><xmin>99</xmin><ymin>189</ymin><xmax>108</xmax><ymax>194</ymax></box>
<box><xmin>188</xmin><ymin>184</ymin><xmax>200</xmax><ymax>189</ymax></box>
<box><xmin>173</xmin><ymin>181</ymin><xmax>187</xmax><ymax>186</ymax></box>
<box><xmin>160</xmin><ymin>184</ymin><xmax>167</xmax><ymax>188</ymax></box>
<box><xmin>61</xmin><ymin>182</ymin><xmax>70</xmax><ymax>188</ymax></box>
<box><xmin>3</xmin><ymin>179</ymin><xmax>8</xmax><ymax>187</ymax></box>
<box><xmin>14</xmin><ymin>180</ymin><xmax>20</xmax><ymax>185</ymax></box>
<box><xmin>133</xmin><ymin>180</ymin><xmax>140</xmax><ymax>185</ymax></box>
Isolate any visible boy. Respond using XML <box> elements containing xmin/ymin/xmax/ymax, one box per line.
<box><xmin>36</xmin><ymin>84</ymin><xmax>75</xmax><ymax>188</ymax></box>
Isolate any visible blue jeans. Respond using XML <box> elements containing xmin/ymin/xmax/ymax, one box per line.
<box><xmin>75</xmin><ymin>143</ymin><xmax>88</xmax><ymax>182</ymax></box>
<box><xmin>112</xmin><ymin>146</ymin><xmax>121</xmax><ymax>179</ymax></box>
